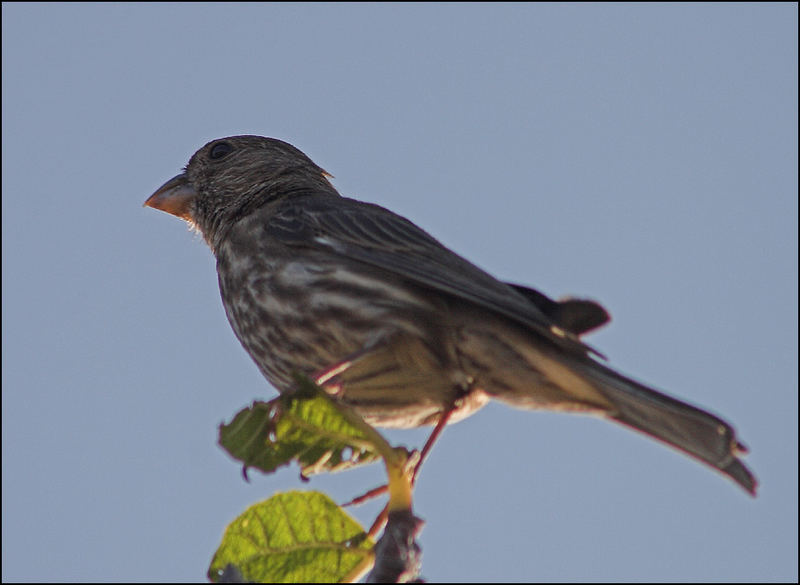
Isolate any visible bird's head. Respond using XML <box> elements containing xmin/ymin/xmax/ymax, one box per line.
<box><xmin>145</xmin><ymin>135</ymin><xmax>337</xmax><ymax>248</ymax></box>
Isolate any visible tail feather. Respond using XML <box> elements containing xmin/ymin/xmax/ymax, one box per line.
<box><xmin>577</xmin><ymin>360</ymin><xmax>757</xmax><ymax>495</ymax></box>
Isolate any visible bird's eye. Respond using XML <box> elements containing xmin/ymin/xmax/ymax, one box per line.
<box><xmin>209</xmin><ymin>142</ymin><xmax>234</xmax><ymax>160</ymax></box>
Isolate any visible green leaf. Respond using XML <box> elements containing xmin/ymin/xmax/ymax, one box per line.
<box><xmin>218</xmin><ymin>382</ymin><xmax>382</xmax><ymax>477</ymax></box>
<box><xmin>208</xmin><ymin>491</ymin><xmax>374</xmax><ymax>583</ymax></box>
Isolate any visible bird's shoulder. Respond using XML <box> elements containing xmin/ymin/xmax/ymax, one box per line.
<box><xmin>263</xmin><ymin>193</ymin><xmax>441</xmax><ymax>254</ymax></box>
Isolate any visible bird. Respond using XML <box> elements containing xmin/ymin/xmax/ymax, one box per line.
<box><xmin>145</xmin><ymin>135</ymin><xmax>756</xmax><ymax>495</ymax></box>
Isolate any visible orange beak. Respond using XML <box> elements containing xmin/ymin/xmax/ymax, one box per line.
<box><xmin>144</xmin><ymin>173</ymin><xmax>197</xmax><ymax>221</ymax></box>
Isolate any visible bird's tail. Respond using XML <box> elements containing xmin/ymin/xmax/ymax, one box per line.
<box><xmin>571</xmin><ymin>358</ymin><xmax>757</xmax><ymax>495</ymax></box>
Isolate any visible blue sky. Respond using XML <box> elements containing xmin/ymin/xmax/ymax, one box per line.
<box><xmin>2</xmin><ymin>3</ymin><xmax>797</xmax><ymax>582</ymax></box>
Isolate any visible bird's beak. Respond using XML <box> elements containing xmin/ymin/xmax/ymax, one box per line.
<box><xmin>144</xmin><ymin>173</ymin><xmax>197</xmax><ymax>221</ymax></box>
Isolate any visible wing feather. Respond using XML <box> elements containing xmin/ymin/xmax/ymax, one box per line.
<box><xmin>267</xmin><ymin>195</ymin><xmax>599</xmax><ymax>357</ymax></box>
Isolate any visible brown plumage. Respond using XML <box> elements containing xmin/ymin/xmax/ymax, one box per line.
<box><xmin>145</xmin><ymin>135</ymin><xmax>756</xmax><ymax>495</ymax></box>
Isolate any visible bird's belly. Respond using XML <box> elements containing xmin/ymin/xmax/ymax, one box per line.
<box><xmin>219</xmin><ymin>259</ymin><xmax>476</xmax><ymax>426</ymax></box>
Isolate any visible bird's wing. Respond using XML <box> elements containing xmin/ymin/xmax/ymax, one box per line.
<box><xmin>266</xmin><ymin>195</ymin><xmax>601</xmax><ymax>357</ymax></box>
<box><xmin>505</xmin><ymin>284</ymin><xmax>610</xmax><ymax>336</ymax></box>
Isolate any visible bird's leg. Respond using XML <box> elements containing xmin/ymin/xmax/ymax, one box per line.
<box><xmin>342</xmin><ymin>399</ymin><xmax>458</xmax><ymax>509</ymax></box>
<box><xmin>314</xmin><ymin>346</ymin><xmax>373</xmax><ymax>393</ymax></box>
<box><xmin>321</xmin><ymin>341</ymin><xmax>467</xmax><ymax>511</ymax></box>
<box><xmin>341</xmin><ymin>484</ymin><xmax>390</xmax><ymax>507</ymax></box>
<box><xmin>313</xmin><ymin>333</ymin><xmax>398</xmax><ymax>395</ymax></box>
<box><xmin>360</xmin><ymin>404</ymin><xmax>457</xmax><ymax>538</ymax></box>
<box><xmin>411</xmin><ymin>405</ymin><xmax>455</xmax><ymax>483</ymax></box>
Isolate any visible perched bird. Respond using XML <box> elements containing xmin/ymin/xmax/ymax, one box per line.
<box><xmin>145</xmin><ymin>135</ymin><xmax>756</xmax><ymax>495</ymax></box>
